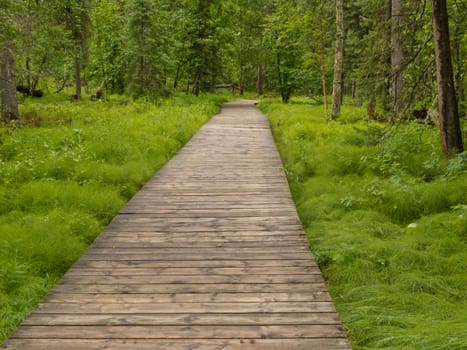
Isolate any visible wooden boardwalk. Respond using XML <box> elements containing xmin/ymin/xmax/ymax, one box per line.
<box><xmin>2</xmin><ymin>100</ymin><xmax>350</xmax><ymax>349</ymax></box>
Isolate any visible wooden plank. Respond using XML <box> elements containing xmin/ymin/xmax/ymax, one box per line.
<box><xmin>2</xmin><ymin>338</ymin><xmax>351</xmax><ymax>350</ymax></box>
<box><xmin>33</xmin><ymin>302</ymin><xmax>336</xmax><ymax>314</ymax></box>
<box><xmin>84</xmin><ymin>247</ymin><xmax>309</xmax><ymax>254</ymax></box>
<box><xmin>11</xmin><ymin>325</ymin><xmax>346</xmax><ymax>339</ymax></box>
<box><xmin>102</xmin><ymin>225</ymin><xmax>305</xmax><ymax>233</ymax></box>
<box><xmin>50</xmin><ymin>283</ymin><xmax>327</xmax><ymax>294</ymax></box>
<box><xmin>72</xmin><ymin>259</ymin><xmax>317</xmax><ymax>269</ymax></box>
<box><xmin>42</xmin><ymin>292</ymin><xmax>331</xmax><ymax>304</ymax></box>
<box><xmin>91</xmin><ymin>240</ymin><xmax>309</xmax><ymax>248</ymax></box>
<box><xmin>63</xmin><ymin>266</ymin><xmax>321</xmax><ymax>276</ymax></box>
<box><xmin>108</xmin><ymin>216</ymin><xmax>302</xmax><ymax>226</ymax></box>
<box><xmin>97</xmin><ymin>230</ymin><xmax>307</xmax><ymax>237</ymax></box>
<box><xmin>58</xmin><ymin>274</ymin><xmax>324</xmax><ymax>284</ymax></box>
<box><xmin>22</xmin><ymin>312</ymin><xmax>340</xmax><ymax>326</ymax></box>
<box><xmin>117</xmin><ymin>209</ymin><xmax>299</xmax><ymax>217</ymax></box>
<box><xmin>77</xmin><ymin>253</ymin><xmax>315</xmax><ymax>261</ymax></box>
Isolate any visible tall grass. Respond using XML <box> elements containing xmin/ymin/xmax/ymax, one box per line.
<box><xmin>0</xmin><ymin>93</ymin><xmax>226</xmax><ymax>343</ymax></box>
<box><xmin>260</xmin><ymin>97</ymin><xmax>467</xmax><ymax>349</ymax></box>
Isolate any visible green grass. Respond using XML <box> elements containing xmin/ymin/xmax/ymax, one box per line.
<box><xmin>260</xmin><ymin>97</ymin><xmax>467</xmax><ymax>350</ymax></box>
<box><xmin>0</xmin><ymin>93</ymin><xmax>227</xmax><ymax>343</ymax></box>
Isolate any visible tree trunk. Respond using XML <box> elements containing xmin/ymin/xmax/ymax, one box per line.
<box><xmin>431</xmin><ymin>0</ymin><xmax>463</xmax><ymax>157</ymax></box>
<box><xmin>0</xmin><ymin>42</ymin><xmax>19</xmax><ymax>121</ymax></box>
<box><xmin>391</xmin><ymin>0</ymin><xmax>404</xmax><ymax>119</ymax></box>
<box><xmin>452</xmin><ymin>22</ymin><xmax>465</xmax><ymax>119</ymax></box>
<box><xmin>276</xmin><ymin>50</ymin><xmax>287</xmax><ymax>103</ymax></box>
<box><xmin>331</xmin><ymin>0</ymin><xmax>344</xmax><ymax>117</ymax></box>
<box><xmin>352</xmin><ymin>81</ymin><xmax>362</xmax><ymax>106</ymax></box>
<box><xmin>382</xmin><ymin>0</ymin><xmax>392</xmax><ymax>112</ymax></box>
<box><xmin>239</xmin><ymin>67</ymin><xmax>245</xmax><ymax>95</ymax></box>
<box><xmin>319</xmin><ymin>0</ymin><xmax>328</xmax><ymax>112</ymax></box>
<box><xmin>75</xmin><ymin>58</ymin><xmax>82</xmax><ymax>99</ymax></box>
<box><xmin>192</xmin><ymin>74</ymin><xmax>200</xmax><ymax>96</ymax></box>
<box><xmin>321</xmin><ymin>41</ymin><xmax>328</xmax><ymax>111</ymax></box>
<box><xmin>173</xmin><ymin>63</ymin><xmax>181</xmax><ymax>90</ymax></box>
<box><xmin>256</xmin><ymin>64</ymin><xmax>264</xmax><ymax>96</ymax></box>
<box><xmin>26</xmin><ymin>57</ymin><xmax>32</xmax><ymax>94</ymax></box>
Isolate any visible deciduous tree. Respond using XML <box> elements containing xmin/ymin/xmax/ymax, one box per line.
<box><xmin>89</xmin><ymin>0</ymin><xmax>127</xmax><ymax>94</ymax></box>
<box><xmin>0</xmin><ymin>43</ymin><xmax>19</xmax><ymax>121</ymax></box>
<box><xmin>265</xmin><ymin>0</ymin><xmax>306</xmax><ymax>103</ymax></box>
<box><xmin>126</xmin><ymin>0</ymin><xmax>170</xmax><ymax>96</ymax></box>
<box><xmin>59</xmin><ymin>0</ymin><xmax>92</xmax><ymax>99</ymax></box>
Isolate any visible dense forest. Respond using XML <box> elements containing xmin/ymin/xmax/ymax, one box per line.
<box><xmin>1</xmin><ymin>0</ymin><xmax>465</xmax><ymax>156</ymax></box>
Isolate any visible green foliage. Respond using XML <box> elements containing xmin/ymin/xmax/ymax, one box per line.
<box><xmin>0</xmin><ymin>94</ymin><xmax>224</xmax><ymax>344</ymax></box>
<box><xmin>181</xmin><ymin>0</ymin><xmax>235</xmax><ymax>95</ymax></box>
<box><xmin>126</xmin><ymin>0</ymin><xmax>171</xmax><ymax>96</ymax></box>
<box><xmin>89</xmin><ymin>0</ymin><xmax>128</xmax><ymax>93</ymax></box>
<box><xmin>261</xmin><ymin>98</ymin><xmax>467</xmax><ymax>349</ymax></box>
<box><xmin>263</xmin><ymin>1</ymin><xmax>308</xmax><ymax>102</ymax></box>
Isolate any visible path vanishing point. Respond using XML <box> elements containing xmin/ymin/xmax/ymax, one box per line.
<box><xmin>2</xmin><ymin>100</ymin><xmax>351</xmax><ymax>349</ymax></box>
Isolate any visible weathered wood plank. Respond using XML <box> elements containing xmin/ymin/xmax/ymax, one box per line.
<box><xmin>63</xmin><ymin>266</ymin><xmax>321</xmax><ymax>276</ymax></box>
<box><xmin>2</xmin><ymin>338</ymin><xmax>351</xmax><ymax>350</ymax></box>
<box><xmin>12</xmin><ymin>325</ymin><xmax>346</xmax><ymax>339</ymax></box>
<box><xmin>34</xmin><ymin>302</ymin><xmax>336</xmax><ymax>314</ymax></box>
<box><xmin>109</xmin><ymin>215</ymin><xmax>300</xmax><ymax>221</ymax></box>
<box><xmin>83</xmin><ymin>248</ymin><xmax>309</xmax><ymax>256</ymax></box>
<box><xmin>97</xmin><ymin>230</ymin><xmax>307</xmax><ymax>237</ymax></box>
<box><xmin>22</xmin><ymin>312</ymin><xmax>340</xmax><ymax>326</ymax></box>
<box><xmin>58</xmin><ymin>274</ymin><xmax>324</xmax><ymax>284</ymax></box>
<box><xmin>91</xmin><ymin>240</ymin><xmax>309</xmax><ymax>248</ymax></box>
<box><xmin>41</xmin><ymin>292</ymin><xmax>331</xmax><ymax>303</ymax></box>
<box><xmin>117</xmin><ymin>209</ymin><xmax>299</xmax><ymax>217</ymax></box>
<box><xmin>72</xmin><ymin>259</ymin><xmax>317</xmax><ymax>269</ymax></box>
<box><xmin>78</xmin><ymin>253</ymin><xmax>315</xmax><ymax>261</ymax></box>
<box><xmin>50</xmin><ymin>283</ymin><xmax>328</xmax><ymax>294</ymax></box>
<box><xmin>85</xmin><ymin>246</ymin><xmax>309</xmax><ymax>254</ymax></box>
<box><xmin>103</xmin><ymin>225</ymin><xmax>305</xmax><ymax>232</ymax></box>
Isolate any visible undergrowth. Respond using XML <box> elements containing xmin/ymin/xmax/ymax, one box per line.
<box><xmin>260</xmin><ymin>97</ymin><xmax>467</xmax><ymax>350</ymax></box>
<box><xmin>0</xmin><ymin>93</ymin><xmax>227</xmax><ymax>343</ymax></box>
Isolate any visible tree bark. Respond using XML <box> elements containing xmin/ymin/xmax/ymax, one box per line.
<box><xmin>391</xmin><ymin>0</ymin><xmax>404</xmax><ymax>119</ymax></box>
<box><xmin>331</xmin><ymin>0</ymin><xmax>344</xmax><ymax>117</ymax></box>
<box><xmin>0</xmin><ymin>42</ymin><xmax>19</xmax><ymax>121</ymax></box>
<box><xmin>319</xmin><ymin>0</ymin><xmax>328</xmax><ymax>112</ymax></box>
<box><xmin>431</xmin><ymin>0</ymin><xmax>463</xmax><ymax>157</ymax></box>
<box><xmin>256</xmin><ymin>64</ymin><xmax>264</xmax><ymax>96</ymax></box>
<box><xmin>239</xmin><ymin>66</ymin><xmax>245</xmax><ymax>95</ymax></box>
<box><xmin>173</xmin><ymin>63</ymin><xmax>181</xmax><ymax>90</ymax></box>
<box><xmin>452</xmin><ymin>21</ymin><xmax>465</xmax><ymax>119</ymax></box>
<box><xmin>382</xmin><ymin>0</ymin><xmax>392</xmax><ymax>112</ymax></box>
<box><xmin>321</xmin><ymin>42</ymin><xmax>328</xmax><ymax>111</ymax></box>
<box><xmin>75</xmin><ymin>58</ymin><xmax>82</xmax><ymax>99</ymax></box>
